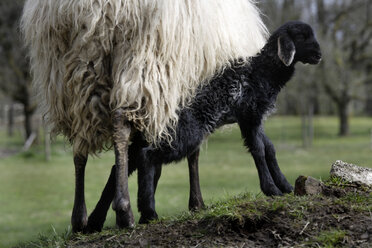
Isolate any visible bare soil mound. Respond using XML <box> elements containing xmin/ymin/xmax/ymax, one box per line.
<box><xmin>67</xmin><ymin>178</ymin><xmax>372</xmax><ymax>247</ymax></box>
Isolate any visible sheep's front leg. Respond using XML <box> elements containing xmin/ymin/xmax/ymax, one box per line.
<box><xmin>187</xmin><ymin>148</ymin><xmax>205</xmax><ymax>211</ymax></box>
<box><xmin>86</xmin><ymin>165</ymin><xmax>116</xmax><ymax>233</ymax></box>
<box><xmin>239</xmin><ymin>124</ymin><xmax>282</xmax><ymax>196</ymax></box>
<box><xmin>112</xmin><ymin>110</ymin><xmax>135</xmax><ymax>228</ymax></box>
<box><xmin>261</xmin><ymin>133</ymin><xmax>293</xmax><ymax>193</ymax></box>
<box><xmin>71</xmin><ymin>154</ymin><xmax>88</xmax><ymax>232</ymax></box>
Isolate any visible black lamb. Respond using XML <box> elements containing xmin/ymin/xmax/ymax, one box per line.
<box><xmin>85</xmin><ymin>21</ymin><xmax>322</xmax><ymax>232</ymax></box>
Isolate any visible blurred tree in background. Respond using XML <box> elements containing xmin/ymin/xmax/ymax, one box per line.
<box><xmin>260</xmin><ymin>0</ymin><xmax>372</xmax><ymax>137</ymax></box>
<box><xmin>0</xmin><ymin>0</ymin><xmax>35</xmax><ymax>140</ymax></box>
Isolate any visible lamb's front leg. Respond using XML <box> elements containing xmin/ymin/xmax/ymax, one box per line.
<box><xmin>261</xmin><ymin>132</ymin><xmax>293</xmax><ymax>193</ymax></box>
<box><xmin>112</xmin><ymin>109</ymin><xmax>135</xmax><ymax>228</ymax></box>
<box><xmin>239</xmin><ymin>124</ymin><xmax>282</xmax><ymax>196</ymax></box>
<box><xmin>71</xmin><ymin>153</ymin><xmax>88</xmax><ymax>232</ymax></box>
<box><xmin>187</xmin><ymin>148</ymin><xmax>205</xmax><ymax>211</ymax></box>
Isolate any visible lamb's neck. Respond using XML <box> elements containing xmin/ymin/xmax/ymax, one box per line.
<box><xmin>250</xmin><ymin>45</ymin><xmax>295</xmax><ymax>90</ymax></box>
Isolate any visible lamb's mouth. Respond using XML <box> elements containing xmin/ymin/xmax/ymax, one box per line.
<box><xmin>309</xmin><ymin>53</ymin><xmax>322</xmax><ymax>64</ymax></box>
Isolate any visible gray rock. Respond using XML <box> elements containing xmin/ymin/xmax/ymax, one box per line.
<box><xmin>294</xmin><ymin>176</ymin><xmax>323</xmax><ymax>196</ymax></box>
<box><xmin>330</xmin><ymin>160</ymin><xmax>372</xmax><ymax>186</ymax></box>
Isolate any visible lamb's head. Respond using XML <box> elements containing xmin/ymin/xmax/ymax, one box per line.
<box><xmin>273</xmin><ymin>21</ymin><xmax>322</xmax><ymax>66</ymax></box>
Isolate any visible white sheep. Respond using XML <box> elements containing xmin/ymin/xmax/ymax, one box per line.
<box><xmin>21</xmin><ymin>0</ymin><xmax>268</xmax><ymax>232</ymax></box>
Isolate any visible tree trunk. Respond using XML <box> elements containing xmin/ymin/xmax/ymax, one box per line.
<box><xmin>7</xmin><ymin>103</ymin><xmax>14</xmax><ymax>137</ymax></box>
<box><xmin>338</xmin><ymin>102</ymin><xmax>349</xmax><ymax>136</ymax></box>
<box><xmin>365</xmin><ymin>97</ymin><xmax>372</xmax><ymax>116</ymax></box>
<box><xmin>364</xmin><ymin>80</ymin><xmax>372</xmax><ymax>116</ymax></box>
<box><xmin>23</xmin><ymin>105</ymin><xmax>33</xmax><ymax>140</ymax></box>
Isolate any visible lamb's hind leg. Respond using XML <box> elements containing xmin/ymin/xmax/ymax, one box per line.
<box><xmin>153</xmin><ymin>164</ymin><xmax>162</xmax><ymax>194</ymax></box>
<box><xmin>112</xmin><ymin>109</ymin><xmax>135</xmax><ymax>228</ymax></box>
<box><xmin>71</xmin><ymin>154</ymin><xmax>88</xmax><ymax>233</ymax></box>
<box><xmin>261</xmin><ymin>132</ymin><xmax>293</xmax><ymax>193</ymax></box>
<box><xmin>86</xmin><ymin>165</ymin><xmax>116</xmax><ymax>233</ymax></box>
<box><xmin>138</xmin><ymin>161</ymin><xmax>158</xmax><ymax>224</ymax></box>
<box><xmin>187</xmin><ymin>148</ymin><xmax>205</xmax><ymax>211</ymax></box>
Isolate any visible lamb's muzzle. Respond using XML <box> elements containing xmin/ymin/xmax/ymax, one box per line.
<box><xmin>274</xmin><ymin>21</ymin><xmax>322</xmax><ymax>66</ymax></box>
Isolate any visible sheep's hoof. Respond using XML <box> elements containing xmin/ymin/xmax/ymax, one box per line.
<box><xmin>139</xmin><ymin>211</ymin><xmax>158</xmax><ymax>224</ymax></box>
<box><xmin>113</xmin><ymin>198</ymin><xmax>135</xmax><ymax>228</ymax></box>
<box><xmin>116</xmin><ymin>209</ymin><xmax>135</xmax><ymax>229</ymax></box>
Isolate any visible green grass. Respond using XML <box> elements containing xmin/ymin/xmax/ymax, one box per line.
<box><xmin>1</xmin><ymin>116</ymin><xmax>372</xmax><ymax>247</ymax></box>
<box><xmin>314</xmin><ymin>229</ymin><xmax>347</xmax><ymax>247</ymax></box>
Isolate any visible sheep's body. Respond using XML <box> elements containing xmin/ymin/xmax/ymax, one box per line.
<box><xmin>21</xmin><ymin>0</ymin><xmax>268</xmax><ymax>232</ymax></box>
<box><xmin>21</xmin><ymin>0</ymin><xmax>267</xmax><ymax>154</ymax></box>
<box><xmin>86</xmin><ymin>21</ymin><xmax>322</xmax><ymax>228</ymax></box>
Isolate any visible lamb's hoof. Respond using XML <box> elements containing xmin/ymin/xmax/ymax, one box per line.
<box><xmin>116</xmin><ymin>209</ymin><xmax>135</xmax><ymax>229</ymax></box>
<box><xmin>72</xmin><ymin>223</ymin><xmax>87</xmax><ymax>233</ymax></box>
<box><xmin>189</xmin><ymin>199</ymin><xmax>205</xmax><ymax>212</ymax></box>
<box><xmin>71</xmin><ymin>212</ymin><xmax>87</xmax><ymax>233</ymax></box>
<box><xmin>83</xmin><ymin>225</ymin><xmax>101</xmax><ymax>234</ymax></box>
<box><xmin>262</xmin><ymin>184</ymin><xmax>283</xmax><ymax>196</ymax></box>
<box><xmin>85</xmin><ymin>217</ymin><xmax>105</xmax><ymax>233</ymax></box>
<box><xmin>278</xmin><ymin>183</ymin><xmax>294</xmax><ymax>194</ymax></box>
<box><xmin>139</xmin><ymin>211</ymin><xmax>158</xmax><ymax>224</ymax></box>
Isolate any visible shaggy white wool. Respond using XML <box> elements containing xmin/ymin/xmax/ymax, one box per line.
<box><xmin>21</xmin><ymin>0</ymin><xmax>268</xmax><ymax>155</ymax></box>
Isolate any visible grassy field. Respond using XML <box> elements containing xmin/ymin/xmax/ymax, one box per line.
<box><xmin>1</xmin><ymin>116</ymin><xmax>372</xmax><ymax>247</ymax></box>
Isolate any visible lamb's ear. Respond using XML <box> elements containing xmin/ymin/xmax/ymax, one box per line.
<box><xmin>278</xmin><ymin>35</ymin><xmax>295</xmax><ymax>66</ymax></box>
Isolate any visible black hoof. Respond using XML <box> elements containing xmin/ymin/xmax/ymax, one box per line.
<box><xmin>116</xmin><ymin>209</ymin><xmax>135</xmax><ymax>229</ymax></box>
<box><xmin>72</xmin><ymin>223</ymin><xmax>87</xmax><ymax>233</ymax></box>
<box><xmin>262</xmin><ymin>184</ymin><xmax>283</xmax><ymax>196</ymax></box>
<box><xmin>139</xmin><ymin>211</ymin><xmax>158</xmax><ymax>224</ymax></box>
<box><xmin>189</xmin><ymin>199</ymin><xmax>205</xmax><ymax>212</ymax></box>
<box><xmin>85</xmin><ymin>216</ymin><xmax>105</xmax><ymax>233</ymax></box>
<box><xmin>71</xmin><ymin>213</ymin><xmax>87</xmax><ymax>233</ymax></box>
<box><xmin>278</xmin><ymin>183</ymin><xmax>293</xmax><ymax>194</ymax></box>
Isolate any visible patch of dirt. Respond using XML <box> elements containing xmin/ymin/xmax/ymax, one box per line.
<box><xmin>68</xmin><ymin>183</ymin><xmax>372</xmax><ymax>247</ymax></box>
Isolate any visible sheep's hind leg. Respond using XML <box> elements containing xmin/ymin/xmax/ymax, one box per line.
<box><xmin>71</xmin><ymin>154</ymin><xmax>88</xmax><ymax>233</ymax></box>
<box><xmin>261</xmin><ymin>133</ymin><xmax>293</xmax><ymax>194</ymax></box>
<box><xmin>112</xmin><ymin>110</ymin><xmax>135</xmax><ymax>228</ymax></box>
<box><xmin>187</xmin><ymin>148</ymin><xmax>205</xmax><ymax>211</ymax></box>
<box><xmin>86</xmin><ymin>165</ymin><xmax>116</xmax><ymax>233</ymax></box>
